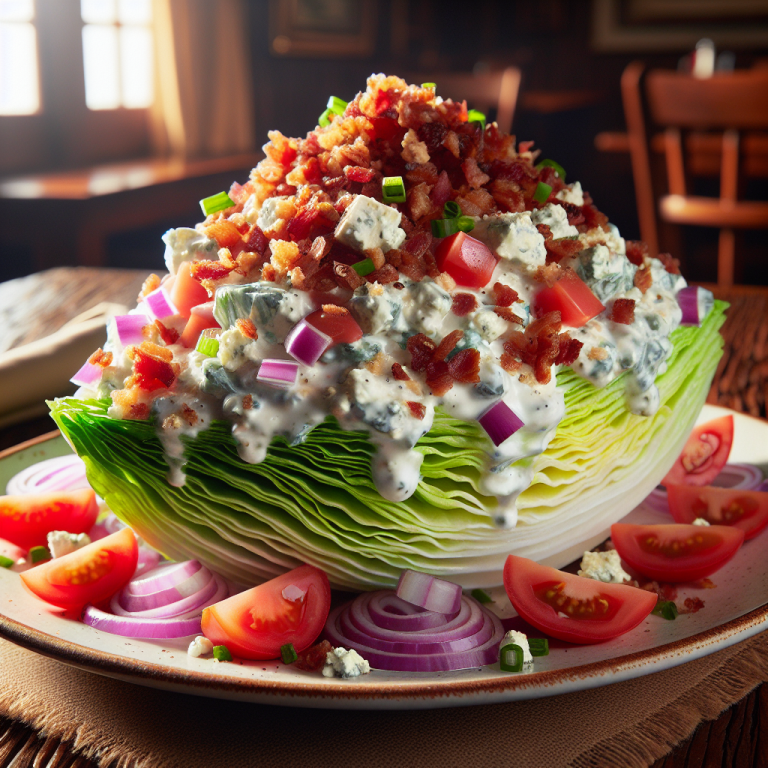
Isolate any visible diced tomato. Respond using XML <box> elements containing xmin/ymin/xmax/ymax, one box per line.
<box><xmin>667</xmin><ymin>485</ymin><xmax>768</xmax><ymax>541</ymax></box>
<box><xmin>20</xmin><ymin>527</ymin><xmax>138</xmax><ymax>610</ymax></box>
<box><xmin>503</xmin><ymin>555</ymin><xmax>657</xmax><ymax>644</ymax></box>
<box><xmin>170</xmin><ymin>262</ymin><xmax>210</xmax><ymax>319</ymax></box>
<box><xmin>533</xmin><ymin>271</ymin><xmax>605</xmax><ymax>328</ymax></box>
<box><xmin>0</xmin><ymin>489</ymin><xmax>98</xmax><ymax>551</ymax></box>
<box><xmin>662</xmin><ymin>415</ymin><xmax>734</xmax><ymax>487</ymax></box>
<box><xmin>612</xmin><ymin>523</ymin><xmax>744</xmax><ymax>582</ymax></box>
<box><xmin>305</xmin><ymin>308</ymin><xmax>362</xmax><ymax>345</ymax></box>
<box><xmin>201</xmin><ymin>564</ymin><xmax>331</xmax><ymax>660</ymax></box>
<box><xmin>434</xmin><ymin>232</ymin><xmax>498</xmax><ymax>289</ymax></box>
<box><xmin>180</xmin><ymin>302</ymin><xmax>219</xmax><ymax>348</ymax></box>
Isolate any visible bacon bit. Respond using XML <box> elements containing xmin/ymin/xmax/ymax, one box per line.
<box><xmin>134</xmin><ymin>341</ymin><xmax>173</xmax><ymax>362</ymax></box>
<box><xmin>493</xmin><ymin>282</ymin><xmax>519</xmax><ymax>307</ymax></box>
<box><xmin>180</xmin><ymin>404</ymin><xmax>198</xmax><ymax>426</ymax></box>
<box><xmin>609</xmin><ymin>298</ymin><xmax>635</xmax><ymax>325</ymax></box>
<box><xmin>270</xmin><ymin>239</ymin><xmax>302</xmax><ymax>274</ymax></box>
<box><xmin>235</xmin><ymin>318</ymin><xmax>258</xmax><ymax>340</ymax></box>
<box><xmin>205</xmin><ymin>220</ymin><xmax>242</xmax><ymax>250</ymax></box>
<box><xmin>235</xmin><ymin>251</ymin><xmax>262</xmax><ymax>277</ymax></box>
<box><xmin>425</xmin><ymin>360</ymin><xmax>453</xmax><ymax>396</ymax></box>
<box><xmin>88</xmin><ymin>348</ymin><xmax>113</xmax><ymax>368</ymax></box>
<box><xmin>588</xmin><ymin>346</ymin><xmax>609</xmax><ymax>361</ymax></box>
<box><xmin>385</xmin><ymin>248</ymin><xmax>403</xmax><ymax>270</ymax></box>
<box><xmin>407</xmin><ymin>333</ymin><xmax>437</xmax><ymax>372</ymax></box>
<box><xmin>391</xmin><ymin>363</ymin><xmax>411</xmax><ymax>381</ymax></box>
<box><xmin>533</xmin><ymin>262</ymin><xmax>563</xmax><ymax>287</ymax></box>
<box><xmin>406</xmin><ymin>162</ymin><xmax>439</xmax><ymax>186</ymax></box>
<box><xmin>436</xmin><ymin>272</ymin><xmax>457</xmax><ymax>293</ymax></box>
<box><xmin>191</xmin><ymin>260</ymin><xmax>233</xmax><ymax>282</ymax></box>
<box><xmin>503</xmin><ymin>311</ymin><xmax>563</xmax><ymax>385</ymax></box>
<box><xmin>448</xmin><ymin>348</ymin><xmax>481</xmax><ymax>383</ymax></box>
<box><xmin>640</xmin><ymin>581</ymin><xmax>679</xmax><ymax>602</ymax></box>
<box><xmin>634</xmin><ymin>264</ymin><xmax>652</xmax><ymax>293</ymax></box>
<box><xmin>321</xmin><ymin>304</ymin><xmax>349</xmax><ymax>317</ymax></box>
<box><xmin>399</xmin><ymin>250</ymin><xmax>427</xmax><ymax>282</ymax></box>
<box><xmin>308</xmin><ymin>235</ymin><xmax>332</xmax><ymax>262</ymax></box>
<box><xmin>333</xmin><ymin>261</ymin><xmax>365</xmax><ymax>290</ymax></box>
<box><xmin>555</xmin><ymin>334</ymin><xmax>583</xmax><ymax>365</ymax></box>
<box><xmin>489</xmin><ymin>178</ymin><xmax>525</xmax><ymax>213</ymax></box>
<box><xmin>657</xmin><ymin>252</ymin><xmax>681</xmax><ymax>275</ymax></box>
<box><xmin>363</xmin><ymin>247</ymin><xmax>386</xmax><ymax>270</ymax></box>
<box><xmin>344</xmin><ymin>165</ymin><xmax>376</xmax><ymax>183</ymax></box>
<box><xmin>500</xmin><ymin>352</ymin><xmax>522</xmax><ymax>373</ymax></box>
<box><xmin>558</xmin><ymin>200</ymin><xmax>585</xmax><ymax>227</ymax></box>
<box><xmin>579</xmin><ymin>192</ymin><xmax>610</xmax><ymax>232</ymax></box>
<box><xmin>129</xmin><ymin>342</ymin><xmax>178</xmax><ymax>391</ymax></box>
<box><xmin>407</xmin><ymin>182</ymin><xmax>433</xmax><ymax>221</ymax></box>
<box><xmin>243</xmin><ymin>225</ymin><xmax>269</xmax><ymax>255</ymax></box>
<box><xmin>154</xmin><ymin>320</ymin><xmax>180</xmax><ymax>345</ymax></box>
<box><xmin>406</xmin><ymin>401</ymin><xmax>426</xmax><ymax>420</ymax></box>
<box><xmin>494</xmin><ymin>306</ymin><xmax>524</xmax><ymax>325</ymax></box>
<box><xmin>393</xmin><ymin>281</ymin><xmax>405</xmax><ymax>290</ymax></box>
<box><xmin>368</xmin><ymin>264</ymin><xmax>399</xmax><ymax>284</ymax></box>
<box><xmin>262</xmin><ymin>263</ymin><xmax>278</xmax><ymax>282</ymax></box>
<box><xmin>451</xmin><ymin>292</ymin><xmax>477</xmax><ymax>317</ymax></box>
<box><xmin>295</xmin><ymin>640</ymin><xmax>333</xmax><ymax>672</ymax></box>
<box><xmin>401</xmin><ymin>128</ymin><xmax>430</xmax><ymax>164</ymax></box>
<box><xmin>403</xmin><ymin>231</ymin><xmax>432</xmax><ymax>259</ymax></box>
<box><xmin>434</xmin><ymin>330</ymin><xmax>463</xmax><ymax>362</ymax></box>
<box><xmin>242</xmin><ymin>394</ymin><xmax>253</xmax><ymax>410</ymax></box>
<box><xmin>139</xmin><ymin>273</ymin><xmax>161</xmax><ymax>300</ymax></box>
<box><xmin>518</xmin><ymin>140</ymin><xmax>535</xmax><ymax>153</ymax></box>
<box><xmin>462</xmin><ymin>158</ymin><xmax>491</xmax><ymax>190</ymax></box>
<box><xmin>680</xmin><ymin>597</ymin><xmax>705</xmax><ymax>614</ymax></box>
<box><xmin>219</xmin><ymin>248</ymin><xmax>237</xmax><ymax>269</ymax></box>
<box><xmin>364</xmin><ymin>351</ymin><xmax>388</xmax><ymax>375</ymax></box>
<box><xmin>431</xmin><ymin>170</ymin><xmax>452</xmax><ymax>206</ymax></box>
<box><xmin>130</xmin><ymin>402</ymin><xmax>150</xmax><ymax>420</ymax></box>
<box><xmin>625</xmin><ymin>240</ymin><xmax>648</xmax><ymax>267</ymax></box>
<box><xmin>537</xmin><ymin>223</ymin><xmax>582</xmax><ymax>264</ymax></box>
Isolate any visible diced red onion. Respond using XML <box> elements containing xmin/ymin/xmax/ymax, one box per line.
<box><xmin>678</xmin><ymin>286</ymin><xmax>713</xmax><ymax>326</ymax></box>
<box><xmin>144</xmin><ymin>287</ymin><xmax>178</xmax><ymax>320</ymax></box>
<box><xmin>115</xmin><ymin>314</ymin><xmax>150</xmax><ymax>346</ymax></box>
<box><xmin>82</xmin><ymin>605</ymin><xmax>203</xmax><ymax>639</ymax></box>
<box><xmin>323</xmin><ymin>590</ymin><xmax>504</xmax><ymax>672</ymax></box>
<box><xmin>258</xmin><ymin>359</ymin><xmax>299</xmax><ymax>389</ymax></box>
<box><xmin>396</xmin><ymin>569</ymin><xmax>463</xmax><ymax>615</ymax></box>
<box><xmin>284</xmin><ymin>319</ymin><xmax>331</xmax><ymax>366</ymax></box>
<box><xmin>70</xmin><ymin>361</ymin><xmax>103</xmax><ymax>388</ymax></box>
<box><xmin>478</xmin><ymin>401</ymin><xmax>524</xmax><ymax>446</ymax></box>
<box><xmin>135</xmin><ymin>547</ymin><xmax>162</xmax><ymax>575</ymax></box>
<box><xmin>646</xmin><ymin>462</ymin><xmax>765</xmax><ymax>513</ymax></box>
<box><xmin>5</xmin><ymin>455</ymin><xmax>89</xmax><ymax>495</ymax></box>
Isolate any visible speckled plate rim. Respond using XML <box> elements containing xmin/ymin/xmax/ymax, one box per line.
<box><xmin>0</xmin><ymin>412</ymin><xmax>766</xmax><ymax>710</ymax></box>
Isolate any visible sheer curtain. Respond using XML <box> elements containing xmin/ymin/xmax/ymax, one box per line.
<box><xmin>150</xmin><ymin>0</ymin><xmax>255</xmax><ymax>158</ymax></box>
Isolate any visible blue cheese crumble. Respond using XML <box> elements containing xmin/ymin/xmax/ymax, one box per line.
<box><xmin>578</xmin><ymin>549</ymin><xmax>631</xmax><ymax>583</ymax></box>
<box><xmin>187</xmin><ymin>636</ymin><xmax>214</xmax><ymax>658</ymax></box>
<box><xmin>322</xmin><ymin>646</ymin><xmax>371</xmax><ymax>678</ymax></box>
<box><xmin>47</xmin><ymin>531</ymin><xmax>91</xmax><ymax>559</ymax></box>
<box><xmin>334</xmin><ymin>195</ymin><xmax>406</xmax><ymax>253</ymax></box>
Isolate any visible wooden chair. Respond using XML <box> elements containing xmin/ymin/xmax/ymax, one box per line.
<box><xmin>622</xmin><ymin>63</ymin><xmax>768</xmax><ymax>286</ymax></box>
<box><xmin>405</xmin><ymin>68</ymin><xmax>521</xmax><ymax>135</ymax></box>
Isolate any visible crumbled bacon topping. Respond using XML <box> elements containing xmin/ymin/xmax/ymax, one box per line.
<box><xmin>625</xmin><ymin>240</ymin><xmax>648</xmax><ymax>267</ymax></box>
<box><xmin>493</xmin><ymin>282</ymin><xmax>519</xmax><ymax>307</ymax></box>
<box><xmin>634</xmin><ymin>265</ymin><xmax>652</xmax><ymax>294</ymax></box>
<box><xmin>588</xmin><ymin>346</ymin><xmax>609</xmax><ymax>361</ymax></box>
<box><xmin>138</xmin><ymin>273</ymin><xmax>161</xmax><ymax>300</ymax></box>
<box><xmin>295</xmin><ymin>640</ymin><xmax>333</xmax><ymax>672</ymax></box>
<box><xmin>88</xmin><ymin>348</ymin><xmax>113</xmax><ymax>368</ymax></box>
<box><xmin>494</xmin><ymin>307</ymin><xmax>524</xmax><ymax>325</ymax></box>
<box><xmin>406</xmin><ymin>401</ymin><xmax>426</xmax><ymax>420</ymax></box>
<box><xmin>657</xmin><ymin>252</ymin><xmax>681</xmax><ymax>275</ymax></box>
<box><xmin>451</xmin><ymin>292</ymin><xmax>478</xmax><ymax>316</ymax></box>
<box><xmin>235</xmin><ymin>318</ymin><xmax>259</xmax><ymax>340</ymax></box>
<box><xmin>391</xmin><ymin>363</ymin><xmax>411</xmax><ymax>381</ymax></box>
<box><xmin>181</xmin><ymin>404</ymin><xmax>198</xmax><ymax>426</ymax></box>
<box><xmin>609</xmin><ymin>298</ymin><xmax>635</xmax><ymax>325</ymax></box>
<box><xmin>154</xmin><ymin>320</ymin><xmax>179</xmax><ymax>345</ymax></box>
<box><xmin>503</xmin><ymin>311</ymin><xmax>564</xmax><ymax>385</ymax></box>
<box><xmin>242</xmin><ymin>394</ymin><xmax>253</xmax><ymax>410</ymax></box>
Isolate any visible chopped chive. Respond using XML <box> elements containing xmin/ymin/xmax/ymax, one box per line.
<box><xmin>29</xmin><ymin>546</ymin><xmax>50</xmax><ymax>564</ymax></box>
<box><xmin>652</xmin><ymin>601</ymin><xmax>678</xmax><ymax>621</ymax></box>
<box><xmin>318</xmin><ymin>108</ymin><xmax>334</xmax><ymax>127</ymax></box>
<box><xmin>535</xmin><ymin>158</ymin><xmax>566</xmax><ymax>182</ymax></box>
<box><xmin>326</xmin><ymin>95</ymin><xmax>348</xmax><ymax>115</ymax></box>
<box><xmin>382</xmin><ymin>176</ymin><xmax>406</xmax><ymax>203</ymax></box>
<box><xmin>196</xmin><ymin>336</ymin><xmax>220</xmax><ymax>358</ymax></box>
<box><xmin>467</xmin><ymin>109</ymin><xmax>486</xmax><ymax>130</ymax></box>
<box><xmin>471</xmin><ymin>588</ymin><xmax>493</xmax><ymax>604</ymax></box>
<box><xmin>533</xmin><ymin>182</ymin><xmax>552</xmax><ymax>204</ymax></box>
<box><xmin>443</xmin><ymin>201</ymin><xmax>461</xmax><ymax>219</ymax></box>
<box><xmin>421</xmin><ymin>82</ymin><xmax>436</xmax><ymax>91</ymax></box>
<box><xmin>499</xmin><ymin>643</ymin><xmax>524</xmax><ymax>673</ymax></box>
<box><xmin>430</xmin><ymin>217</ymin><xmax>460</xmax><ymax>238</ymax></box>
<box><xmin>529</xmin><ymin>638</ymin><xmax>549</xmax><ymax>657</ymax></box>
<box><xmin>213</xmin><ymin>645</ymin><xmax>232</xmax><ymax>662</ymax></box>
<box><xmin>352</xmin><ymin>258</ymin><xmax>375</xmax><ymax>277</ymax></box>
<box><xmin>0</xmin><ymin>554</ymin><xmax>14</xmax><ymax>568</ymax></box>
<box><xmin>456</xmin><ymin>215</ymin><xmax>475</xmax><ymax>233</ymax></box>
<box><xmin>281</xmin><ymin>642</ymin><xmax>298</xmax><ymax>664</ymax></box>
<box><xmin>200</xmin><ymin>191</ymin><xmax>235</xmax><ymax>217</ymax></box>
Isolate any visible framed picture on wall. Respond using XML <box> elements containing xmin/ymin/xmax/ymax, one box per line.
<box><xmin>269</xmin><ymin>0</ymin><xmax>377</xmax><ymax>57</ymax></box>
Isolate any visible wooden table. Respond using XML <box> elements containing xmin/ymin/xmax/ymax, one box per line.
<box><xmin>0</xmin><ymin>269</ymin><xmax>765</xmax><ymax>767</ymax></box>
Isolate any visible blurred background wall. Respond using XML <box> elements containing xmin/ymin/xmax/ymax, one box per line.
<box><xmin>1</xmin><ymin>0</ymin><xmax>766</xmax><ymax>283</ymax></box>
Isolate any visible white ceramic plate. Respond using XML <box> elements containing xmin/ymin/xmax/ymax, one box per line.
<box><xmin>0</xmin><ymin>405</ymin><xmax>766</xmax><ymax>710</ymax></box>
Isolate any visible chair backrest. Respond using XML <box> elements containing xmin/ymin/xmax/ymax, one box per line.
<box><xmin>404</xmin><ymin>68</ymin><xmax>521</xmax><ymax>135</ymax></box>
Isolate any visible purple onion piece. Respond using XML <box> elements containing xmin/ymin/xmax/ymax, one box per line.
<box><xmin>82</xmin><ymin>604</ymin><xmax>203</xmax><ymax>639</ymax></box>
<box><xmin>366</xmin><ymin>592</ymin><xmax>451</xmax><ymax>632</ymax></box>
<box><xmin>396</xmin><ymin>569</ymin><xmax>463</xmax><ymax>615</ymax></box>
<box><xmin>677</xmin><ymin>286</ymin><xmax>713</xmax><ymax>326</ymax></box>
<box><xmin>284</xmin><ymin>319</ymin><xmax>331</xmax><ymax>366</ymax></box>
<box><xmin>478</xmin><ymin>401</ymin><xmax>525</xmax><ymax>446</ymax></box>
<box><xmin>257</xmin><ymin>359</ymin><xmax>299</xmax><ymax>388</ymax></box>
<box><xmin>5</xmin><ymin>455</ymin><xmax>89</xmax><ymax>495</ymax></box>
<box><xmin>70</xmin><ymin>361</ymin><xmax>103</xmax><ymax>388</ymax></box>
<box><xmin>119</xmin><ymin>564</ymin><xmax>212</xmax><ymax>612</ymax></box>
<box><xmin>125</xmin><ymin>560</ymin><xmax>203</xmax><ymax>596</ymax></box>
<box><xmin>144</xmin><ymin>287</ymin><xmax>178</xmax><ymax>320</ymax></box>
<box><xmin>115</xmin><ymin>314</ymin><xmax>150</xmax><ymax>346</ymax></box>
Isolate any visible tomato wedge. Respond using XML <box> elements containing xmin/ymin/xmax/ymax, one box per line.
<box><xmin>503</xmin><ymin>555</ymin><xmax>656</xmax><ymax>644</ymax></box>
<box><xmin>305</xmin><ymin>307</ymin><xmax>362</xmax><ymax>345</ymax></box>
<box><xmin>201</xmin><ymin>564</ymin><xmax>331</xmax><ymax>660</ymax></box>
<box><xmin>662</xmin><ymin>415</ymin><xmax>734</xmax><ymax>487</ymax></box>
<box><xmin>0</xmin><ymin>489</ymin><xmax>98</xmax><ymax>551</ymax></box>
<box><xmin>611</xmin><ymin>523</ymin><xmax>744</xmax><ymax>582</ymax></box>
<box><xmin>20</xmin><ymin>527</ymin><xmax>138</xmax><ymax>610</ymax></box>
<box><xmin>180</xmin><ymin>301</ymin><xmax>219</xmax><ymax>348</ymax></box>
<box><xmin>435</xmin><ymin>232</ymin><xmax>498</xmax><ymax>289</ymax></box>
<box><xmin>533</xmin><ymin>270</ymin><xmax>605</xmax><ymax>328</ymax></box>
<box><xmin>170</xmin><ymin>261</ymin><xmax>210</xmax><ymax>319</ymax></box>
<box><xmin>667</xmin><ymin>485</ymin><xmax>768</xmax><ymax>541</ymax></box>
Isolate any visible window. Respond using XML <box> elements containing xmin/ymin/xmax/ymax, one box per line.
<box><xmin>0</xmin><ymin>0</ymin><xmax>40</xmax><ymax>114</ymax></box>
<box><xmin>81</xmin><ymin>0</ymin><xmax>153</xmax><ymax>110</ymax></box>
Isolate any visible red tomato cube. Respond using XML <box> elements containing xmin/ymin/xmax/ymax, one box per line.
<box><xmin>305</xmin><ymin>308</ymin><xmax>362</xmax><ymax>345</ymax></box>
<box><xmin>180</xmin><ymin>302</ymin><xmax>220</xmax><ymax>348</ymax></box>
<box><xmin>435</xmin><ymin>232</ymin><xmax>498</xmax><ymax>289</ymax></box>
<box><xmin>534</xmin><ymin>271</ymin><xmax>605</xmax><ymax>328</ymax></box>
<box><xmin>170</xmin><ymin>262</ymin><xmax>210</xmax><ymax>319</ymax></box>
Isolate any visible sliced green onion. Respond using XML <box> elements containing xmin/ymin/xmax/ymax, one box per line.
<box><xmin>281</xmin><ymin>642</ymin><xmax>298</xmax><ymax>664</ymax></box>
<box><xmin>431</xmin><ymin>217</ymin><xmax>460</xmax><ymax>238</ymax></box>
<box><xmin>467</xmin><ymin>109</ymin><xmax>486</xmax><ymax>130</ymax></box>
<box><xmin>326</xmin><ymin>95</ymin><xmax>348</xmax><ymax>115</ymax></box>
<box><xmin>196</xmin><ymin>336</ymin><xmax>220</xmax><ymax>358</ymax></box>
<box><xmin>318</xmin><ymin>108</ymin><xmax>334</xmax><ymax>128</ymax></box>
<box><xmin>470</xmin><ymin>588</ymin><xmax>493</xmax><ymax>604</ymax></box>
<box><xmin>213</xmin><ymin>645</ymin><xmax>232</xmax><ymax>662</ymax></box>
<box><xmin>0</xmin><ymin>554</ymin><xmax>14</xmax><ymax>568</ymax></box>
<box><xmin>652</xmin><ymin>601</ymin><xmax>678</xmax><ymax>621</ymax></box>
<box><xmin>352</xmin><ymin>258</ymin><xmax>375</xmax><ymax>277</ymax></box>
<box><xmin>529</xmin><ymin>638</ymin><xmax>549</xmax><ymax>657</ymax></box>
<box><xmin>29</xmin><ymin>546</ymin><xmax>50</xmax><ymax>564</ymax></box>
<box><xmin>499</xmin><ymin>643</ymin><xmax>524</xmax><ymax>673</ymax></box>
<box><xmin>443</xmin><ymin>201</ymin><xmax>461</xmax><ymax>219</ymax></box>
<box><xmin>456</xmin><ymin>216</ymin><xmax>475</xmax><ymax>233</ymax></box>
<box><xmin>421</xmin><ymin>82</ymin><xmax>436</xmax><ymax>91</ymax></box>
<box><xmin>382</xmin><ymin>176</ymin><xmax>406</xmax><ymax>203</ymax></box>
<box><xmin>535</xmin><ymin>158</ymin><xmax>566</xmax><ymax>182</ymax></box>
<box><xmin>533</xmin><ymin>182</ymin><xmax>552</xmax><ymax>204</ymax></box>
<box><xmin>199</xmin><ymin>191</ymin><xmax>235</xmax><ymax>217</ymax></box>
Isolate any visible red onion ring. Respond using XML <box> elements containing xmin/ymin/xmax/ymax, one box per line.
<box><xmin>111</xmin><ymin>570</ymin><xmax>221</xmax><ymax>619</ymax></box>
<box><xmin>323</xmin><ymin>590</ymin><xmax>505</xmax><ymax>672</ymax></box>
<box><xmin>396</xmin><ymin>569</ymin><xmax>463</xmax><ymax>615</ymax></box>
<box><xmin>366</xmin><ymin>592</ymin><xmax>454</xmax><ymax>632</ymax></box>
<box><xmin>82</xmin><ymin>605</ymin><xmax>203</xmax><ymax>639</ymax></box>
<box><xmin>5</xmin><ymin>455</ymin><xmax>89</xmax><ymax>495</ymax></box>
<box><xmin>119</xmin><ymin>564</ymin><xmax>212</xmax><ymax>612</ymax></box>
<box><xmin>126</xmin><ymin>560</ymin><xmax>202</xmax><ymax>596</ymax></box>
